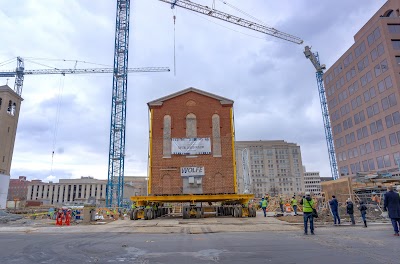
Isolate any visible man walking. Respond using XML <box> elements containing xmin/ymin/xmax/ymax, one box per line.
<box><xmin>300</xmin><ymin>192</ymin><xmax>315</xmax><ymax>235</ymax></box>
<box><xmin>359</xmin><ymin>201</ymin><xmax>367</xmax><ymax>228</ymax></box>
<box><xmin>259</xmin><ymin>197</ymin><xmax>268</xmax><ymax>217</ymax></box>
<box><xmin>383</xmin><ymin>185</ymin><xmax>400</xmax><ymax>236</ymax></box>
<box><xmin>346</xmin><ymin>198</ymin><xmax>355</xmax><ymax>225</ymax></box>
<box><xmin>279</xmin><ymin>196</ymin><xmax>284</xmax><ymax>213</ymax></box>
<box><xmin>329</xmin><ymin>195</ymin><xmax>341</xmax><ymax>225</ymax></box>
<box><xmin>291</xmin><ymin>196</ymin><xmax>298</xmax><ymax>215</ymax></box>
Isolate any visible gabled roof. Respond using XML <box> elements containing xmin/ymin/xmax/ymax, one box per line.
<box><xmin>147</xmin><ymin>87</ymin><xmax>233</xmax><ymax>107</ymax></box>
<box><xmin>0</xmin><ymin>85</ymin><xmax>23</xmax><ymax>100</ymax></box>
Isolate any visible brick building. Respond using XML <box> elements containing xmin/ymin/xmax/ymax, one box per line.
<box><xmin>147</xmin><ymin>87</ymin><xmax>237</xmax><ymax>195</ymax></box>
<box><xmin>0</xmin><ymin>85</ymin><xmax>23</xmax><ymax>176</ymax></box>
<box><xmin>7</xmin><ymin>176</ymin><xmax>30</xmax><ymax>201</ymax></box>
<box><xmin>325</xmin><ymin>0</ymin><xmax>400</xmax><ymax>176</ymax></box>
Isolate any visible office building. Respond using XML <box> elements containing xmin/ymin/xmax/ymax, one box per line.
<box><xmin>304</xmin><ymin>171</ymin><xmax>322</xmax><ymax>195</ymax></box>
<box><xmin>325</xmin><ymin>1</ymin><xmax>400</xmax><ymax>176</ymax></box>
<box><xmin>27</xmin><ymin>176</ymin><xmax>135</xmax><ymax>205</ymax></box>
<box><xmin>235</xmin><ymin>140</ymin><xmax>305</xmax><ymax>197</ymax></box>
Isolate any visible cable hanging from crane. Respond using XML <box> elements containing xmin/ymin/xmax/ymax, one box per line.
<box><xmin>50</xmin><ymin>74</ymin><xmax>65</xmax><ymax>178</ymax></box>
<box><xmin>172</xmin><ymin>8</ymin><xmax>177</xmax><ymax>76</ymax></box>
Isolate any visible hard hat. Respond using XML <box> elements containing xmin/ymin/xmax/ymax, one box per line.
<box><xmin>305</xmin><ymin>192</ymin><xmax>311</xmax><ymax>195</ymax></box>
<box><xmin>396</xmin><ymin>185</ymin><xmax>400</xmax><ymax>191</ymax></box>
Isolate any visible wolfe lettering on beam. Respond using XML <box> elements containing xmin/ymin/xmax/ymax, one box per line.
<box><xmin>180</xmin><ymin>166</ymin><xmax>205</xmax><ymax>177</ymax></box>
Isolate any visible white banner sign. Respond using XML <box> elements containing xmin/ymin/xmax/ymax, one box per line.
<box><xmin>171</xmin><ymin>137</ymin><xmax>211</xmax><ymax>155</ymax></box>
<box><xmin>180</xmin><ymin>167</ymin><xmax>205</xmax><ymax>177</ymax></box>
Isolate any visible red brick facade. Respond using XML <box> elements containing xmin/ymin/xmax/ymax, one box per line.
<box><xmin>148</xmin><ymin>88</ymin><xmax>236</xmax><ymax>195</ymax></box>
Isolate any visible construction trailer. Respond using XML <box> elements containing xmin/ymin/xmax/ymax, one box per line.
<box><xmin>130</xmin><ymin>88</ymin><xmax>255</xmax><ymax>220</ymax></box>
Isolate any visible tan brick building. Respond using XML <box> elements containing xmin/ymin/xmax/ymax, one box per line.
<box><xmin>325</xmin><ymin>1</ymin><xmax>400</xmax><ymax>176</ymax></box>
<box><xmin>235</xmin><ymin>140</ymin><xmax>305</xmax><ymax>197</ymax></box>
<box><xmin>0</xmin><ymin>85</ymin><xmax>23</xmax><ymax>176</ymax></box>
<box><xmin>147</xmin><ymin>87</ymin><xmax>237</xmax><ymax>195</ymax></box>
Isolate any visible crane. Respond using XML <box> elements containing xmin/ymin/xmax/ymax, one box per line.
<box><xmin>107</xmin><ymin>0</ymin><xmax>303</xmax><ymax>207</ymax></box>
<box><xmin>0</xmin><ymin>57</ymin><xmax>170</xmax><ymax>97</ymax></box>
<box><xmin>304</xmin><ymin>46</ymin><xmax>339</xmax><ymax>180</ymax></box>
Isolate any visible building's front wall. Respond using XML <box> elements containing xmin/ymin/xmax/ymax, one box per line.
<box><xmin>235</xmin><ymin>140</ymin><xmax>305</xmax><ymax>197</ymax></box>
<box><xmin>7</xmin><ymin>176</ymin><xmax>30</xmax><ymax>201</ymax></box>
<box><xmin>149</xmin><ymin>91</ymin><xmax>235</xmax><ymax>195</ymax></box>
<box><xmin>325</xmin><ymin>1</ymin><xmax>400</xmax><ymax>177</ymax></box>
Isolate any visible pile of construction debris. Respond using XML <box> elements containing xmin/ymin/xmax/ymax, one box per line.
<box><xmin>0</xmin><ymin>210</ymin><xmax>23</xmax><ymax>223</ymax></box>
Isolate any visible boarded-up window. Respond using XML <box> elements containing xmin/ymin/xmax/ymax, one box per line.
<box><xmin>163</xmin><ymin>115</ymin><xmax>171</xmax><ymax>157</ymax></box>
<box><xmin>186</xmin><ymin>113</ymin><xmax>197</xmax><ymax>138</ymax></box>
<box><xmin>212</xmin><ymin>114</ymin><xmax>221</xmax><ymax>157</ymax></box>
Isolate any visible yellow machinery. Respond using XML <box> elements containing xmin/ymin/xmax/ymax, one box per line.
<box><xmin>130</xmin><ymin>193</ymin><xmax>255</xmax><ymax>220</ymax></box>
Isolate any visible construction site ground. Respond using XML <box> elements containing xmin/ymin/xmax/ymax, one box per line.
<box><xmin>1</xmin><ymin>213</ymin><xmax>398</xmax><ymax>264</ymax></box>
<box><xmin>0</xmin><ymin>210</ymin><xmax>392</xmax><ymax>234</ymax></box>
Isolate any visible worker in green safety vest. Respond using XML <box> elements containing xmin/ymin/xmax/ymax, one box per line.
<box><xmin>300</xmin><ymin>192</ymin><xmax>315</xmax><ymax>235</ymax></box>
<box><xmin>291</xmin><ymin>197</ymin><xmax>298</xmax><ymax>215</ymax></box>
<box><xmin>131</xmin><ymin>203</ymin><xmax>136</xmax><ymax>210</ymax></box>
<box><xmin>259</xmin><ymin>197</ymin><xmax>268</xmax><ymax>217</ymax></box>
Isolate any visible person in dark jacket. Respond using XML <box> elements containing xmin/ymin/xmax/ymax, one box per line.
<box><xmin>329</xmin><ymin>195</ymin><xmax>341</xmax><ymax>225</ymax></box>
<box><xmin>383</xmin><ymin>185</ymin><xmax>400</xmax><ymax>236</ymax></box>
<box><xmin>359</xmin><ymin>201</ymin><xmax>367</xmax><ymax>227</ymax></box>
<box><xmin>346</xmin><ymin>198</ymin><xmax>355</xmax><ymax>225</ymax></box>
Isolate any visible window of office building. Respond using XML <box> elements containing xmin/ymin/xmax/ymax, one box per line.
<box><xmin>389</xmin><ymin>24</ymin><xmax>400</xmax><ymax>33</ymax></box>
<box><xmin>340</xmin><ymin>103</ymin><xmax>350</xmax><ymax>116</ymax></box>
<box><xmin>389</xmin><ymin>133</ymin><xmax>398</xmax><ymax>146</ymax></box>
<box><xmin>367</xmin><ymin>27</ymin><xmax>381</xmax><ymax>46</ymax></box>
<box><xmin>385</xmin><ymin>112</ymin><xmax>400</xmax><ymax>128</ymax></box>
<box><xmin>384</xmin><ymin>155</ymin><xmax>391</xmax><ymax>167</ymax></box>
<box><xmin>366</xmin><ymin>103</ymin><xmax>380</xmax><ymax>118</ymax></box>
<box><xmin>343</xmin><ymin>53</ymin><xmax>354</xmax><ymax>68</ymax></box>
<box><xmin>348</xmin><ymin>80</ymin><xmax>359</xmax><ymax>95</ymax></box>
<box><xmin>374</xmin><ymin>59</ymin><xmax>389</xmax><ymax>77</ymax></box>
<box><xmin>351</xmin><ymin>96</ymin><xmax>362</xmax><ymax>110</ymax></box>
<box><xmin>355</xmin><ymin>41</ymin><xmax>366</xmax><ymax>58</ymax></box>
<box><xmin>357</xmin><ymin>56</ymin><xmax>369</xmax><ymax>73</ymax></box>
<box><xmin>354</xmin><ymin>110</ymin><xmax>366</xmax><ymax>125</ymax></box>
<box><xmin>392</xmin><ymin>40</ymin><xmax>400</xmax><ymax>50</ymax></box>
<box><xmin>377</xmin><ymin>156</ymin><xmax>384</xmax><ymax>169</ymax></box>
<box><xmin>382</xmin><ymin>93</ymin><xmax>397</xmax><ymax>110</ymax></box>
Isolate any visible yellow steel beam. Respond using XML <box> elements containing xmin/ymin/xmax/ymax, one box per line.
<box><xmin>130</xmin><ymin>193</ymin><xmax>254</xmax><ymax>204</ymax></box>
<box><xmin>147</xmin><ymin>109</ymin><xmax>153</xmax><ymax>195</ymax></box>
<box><xmin>230</xmin><ymin>107</ymin><xmax>238</xmax><ymax>194</ymax></box>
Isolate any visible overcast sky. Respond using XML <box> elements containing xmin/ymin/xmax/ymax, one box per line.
<box><xmin>0</xmin><ymin>0</ymin><xmax>387</xmax><ymax>182</ymax></box>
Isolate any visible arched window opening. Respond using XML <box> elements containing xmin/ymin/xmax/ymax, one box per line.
<box><xmin>163</xmin><ymin>115</ymin><xmax>172</xmax><ymax>158</ymax></box>
<box><xmin>212</xmin><ymin>114</ymin><xmax>222</xmax><ymax>157</ymax></box>
<box><xmin>186</xmin><ymin>113</ymin><xmax>197</xmax><ymax>138</ymax></box>
<box><xmin>383</xmin><ymin>9</ymin><xmax>397</xmax><ymax>17</ymax></box>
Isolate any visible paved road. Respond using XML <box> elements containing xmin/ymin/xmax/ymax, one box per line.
<box><xmin>0</xmin><ymin>226</ymin><xmax>398</xmax><ymax>264</ymax></box>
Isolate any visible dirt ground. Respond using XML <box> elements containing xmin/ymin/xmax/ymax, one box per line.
<box><xmin>276</xmin><ymin>204</ymin><xmax>389</xmax><ymax>224</ymax></box>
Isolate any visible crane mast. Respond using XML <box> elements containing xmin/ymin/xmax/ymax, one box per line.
<box><xmin>107</xmin><ymin>0</ymin><xmax>131</xmax><ymax>207</ymax></box>
<box><xmin>304</xmin><ymin>46</ymin><xmax>339</xmax><ymax>180</ymax></box>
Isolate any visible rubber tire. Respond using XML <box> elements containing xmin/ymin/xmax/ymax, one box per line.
<box><xmin>130</xmin><ymin>210</ymin><xmax>134</xmax><ymax>220</ymax></box>
<box><xmin>196</xmin><ymin>208</ymin><xmax>201</xmax><ymax>218</ymax></box>
<box><xmin>183</xmin><ymin>207</ymin><xmax>189</xmax><ymax>219</ymax></box>
<box><xmin>144</xmin><ymin>209</ymin><xmax>149</xmax><ymax>220</ymax></box>
<box><xmin>133</xmin><ymin>209</ymin><xmax>139</xmax><ymax>220</ymax></box>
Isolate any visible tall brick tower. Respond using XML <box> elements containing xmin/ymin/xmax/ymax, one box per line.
<box><xmin>147</xmin><ymin>87</ymin><xmax>237</xmax><ymax>195</ymax></box>
<box><xmin>0</xmin><ymin>85</ymin><xmax>23</xmax><ymax>176</ymax></box>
